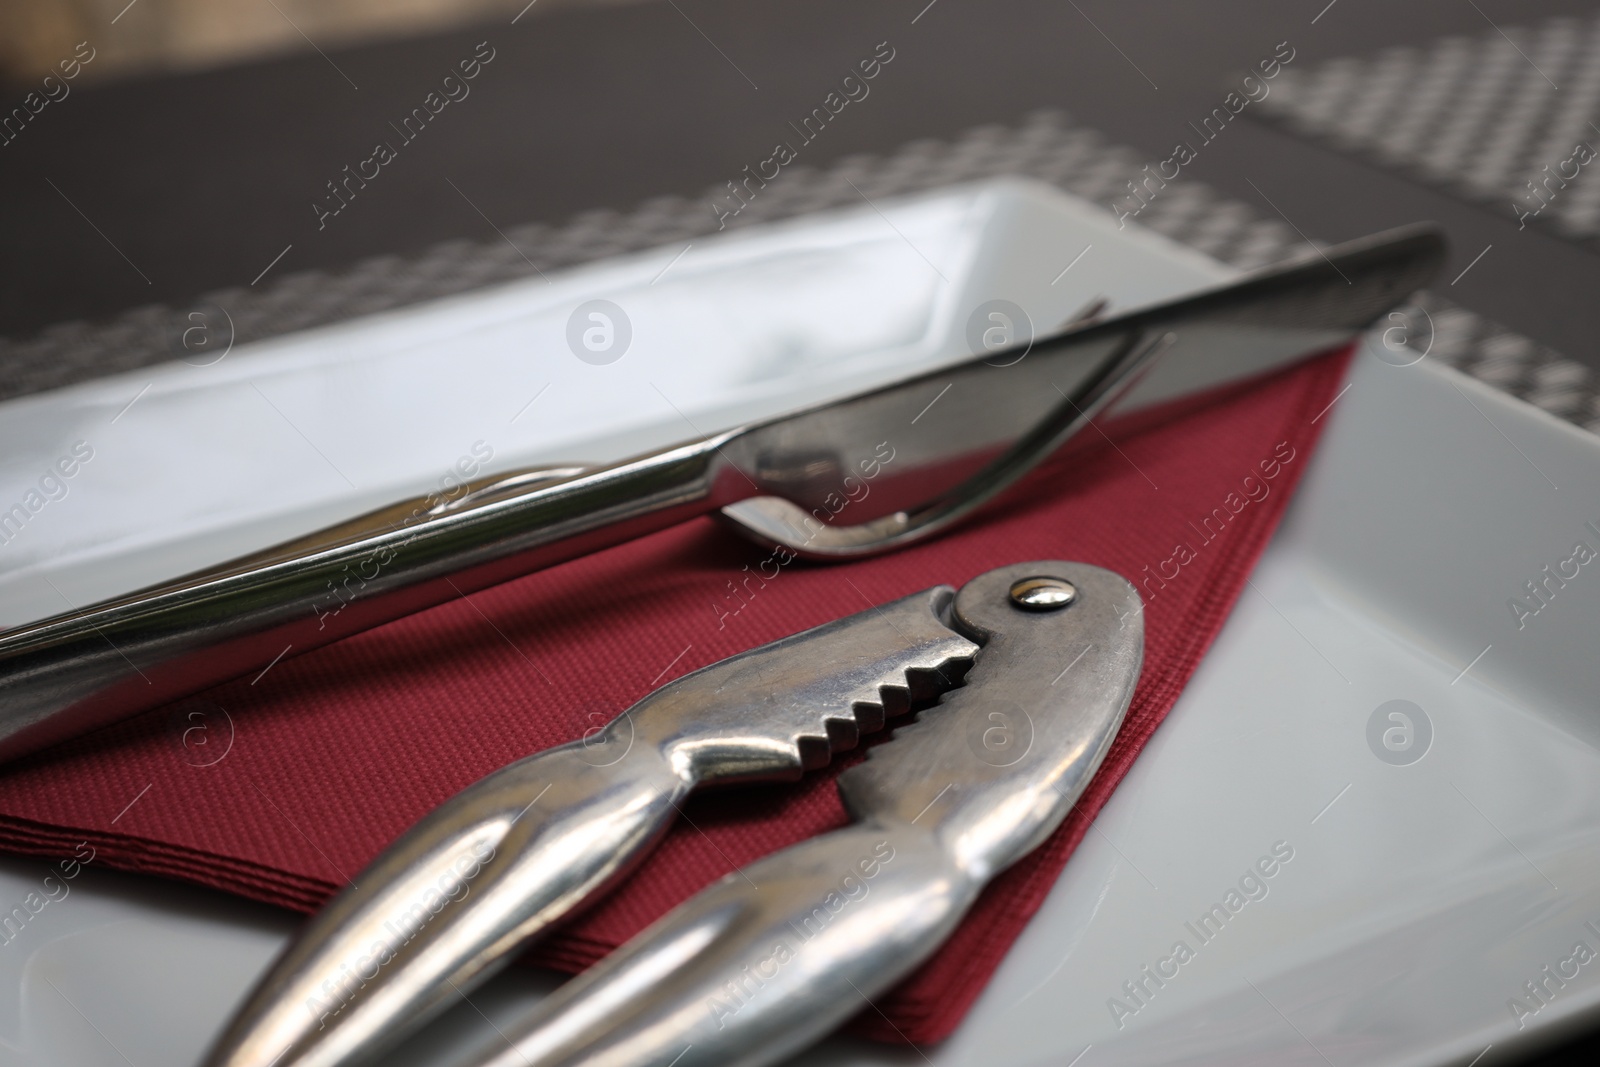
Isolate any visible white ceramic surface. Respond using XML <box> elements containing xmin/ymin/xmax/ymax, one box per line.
<box><xmin>0</xmin><ymin>179</ymin><xmax>1594</xmax><ymax>1067</ymax></box>
<box><xmin>0</xmin><ymin>177</ymin><xmax>1223</xmax><ymax>628</ymax></box>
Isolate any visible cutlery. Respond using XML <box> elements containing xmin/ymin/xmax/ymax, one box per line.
<box><xmin>0</xmin><ymin>224</ymin><xmax>1442</xmax><ymax>762</ymax></box>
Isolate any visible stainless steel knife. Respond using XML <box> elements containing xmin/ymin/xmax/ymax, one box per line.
<box><xmin>0</xmin><ymin>224</ymin><xmax>1443</xmax><ymax>761</ymax></box>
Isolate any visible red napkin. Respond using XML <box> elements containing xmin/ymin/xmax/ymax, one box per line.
<box><xmin>0</xmin><ymin>346</ymin><xmax>1350</xmax><ymax>1044</ymax></box>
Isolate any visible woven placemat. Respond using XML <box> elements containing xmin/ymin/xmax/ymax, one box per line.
<box><xmin>1256</xmin><ymin>12</ymin><xmax>1600</xmax><ymax>247</ymax></box>
<box><xmin>4</xmin><ymin>109</ymin><xmax>1595</xmax><ymax>432</ymax></box>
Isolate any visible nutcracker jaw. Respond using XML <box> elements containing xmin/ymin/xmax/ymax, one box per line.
<box><xmin>202</xmin><ymin>581</ymin><xmax>979</xmax><ymax>1067</ymax></box>
<box><xmin>456</xmin><ymin>560</ymin><xmax>1143</xmax><ymax>1067</ymax></box>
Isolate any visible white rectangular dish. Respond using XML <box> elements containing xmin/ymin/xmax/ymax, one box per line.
<box><xmin>0</xmin><ymin>179</ymin><xmax>1595</xmax><ymax>1067</ymax></box>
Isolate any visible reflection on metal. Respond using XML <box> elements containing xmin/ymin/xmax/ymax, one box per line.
<box><xmin>1009</xmin><ymin>575</ymin><xmax>1079</xmax><ymax>610</ymax></box>
<box><xmin>456</xmin><ymin>561</ymin><xmax>1143</xmax><ymax>1067</ymax></box>
<box><xmin>0</xmin><ymin>224</ymin><xmax>1442</xmax><ymax>761</ymax></box>
<box><xmin>201</xmin><ymin>586</ymin><xmax>978</xmax><ymax>1067</ymax></box>
<box><xmin>204</xmin><ymin>561</ymin><xmax>1140</xmax><ymax>1067</ymax></box>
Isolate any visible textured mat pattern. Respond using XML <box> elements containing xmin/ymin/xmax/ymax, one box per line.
<box><xmin>1257</xmin><ymin>12</ymin><xmax>1600</xmax><ymax>244</ymax></box>
<box><xmin>3</xmin><ymin>110</ymin><xmax>1595</xmax><ymax>431</ymax></box>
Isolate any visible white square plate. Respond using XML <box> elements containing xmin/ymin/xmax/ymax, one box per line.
<box><xmin>0</xmin><ymin>179</ymin><xmax>1595</xmax><ymax>1067</ymax></box>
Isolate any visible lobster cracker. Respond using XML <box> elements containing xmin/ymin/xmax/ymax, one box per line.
<box><xmin>206</xmin><ymin>561</ymin><xmax>1142</xmax><ymax>1067</ymax></box>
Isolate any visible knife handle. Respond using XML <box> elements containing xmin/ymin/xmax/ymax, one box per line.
<box><xmin>204</xmin><ymin>738</ymin><xmax>690</xmax><ymax>1067</ymax></box>
<box><xmin>458</xmin><ymin>821</ymin><xmax>975</xmax><ymax>1067</ymax></box>
<box><xmin>0</xmin><ymin>436</ymin><xmax>745</xmax><ymax>763</ymax></box>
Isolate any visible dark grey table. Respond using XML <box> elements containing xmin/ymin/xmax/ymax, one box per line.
<box><xmin>1</xmin><ymin>0</ymin><xmax>1595</xmax><ymax>363</ymax></box>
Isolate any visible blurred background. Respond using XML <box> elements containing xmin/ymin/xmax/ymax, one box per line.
<box><xmin>2</xmin><ymin>0</ymin><xmax>1598</xmax><ymax>397</ymax></box>
<box><xmin>0</xmin><ymin>0</ymin><xmax>628</xmax><ymax>83</ymax></box>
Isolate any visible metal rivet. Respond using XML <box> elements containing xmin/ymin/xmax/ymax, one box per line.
<box><xmin>1009</xmin><ymin>576</ymin><xmax>1077</xmax><ymax>611</ymax></box>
